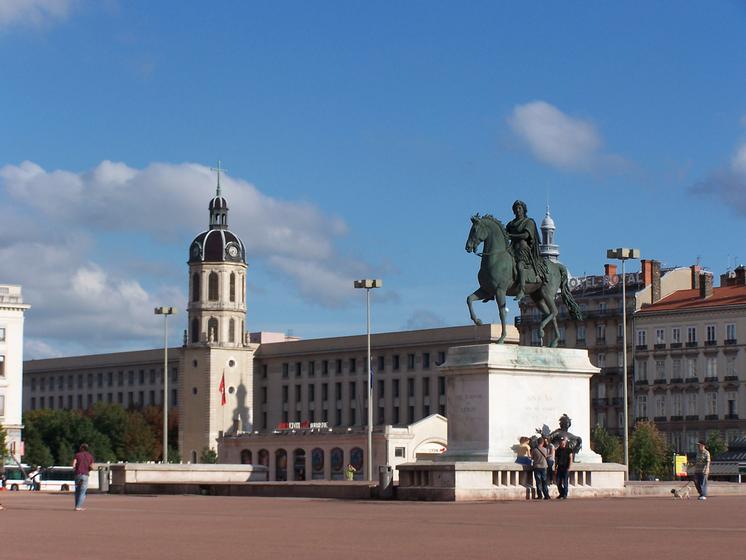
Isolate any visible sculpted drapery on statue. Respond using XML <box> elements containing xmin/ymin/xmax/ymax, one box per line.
<box><xmin>506</xmin><ymin>200</ymin><xmax>548</xmax><ymax>301</ymax></box>
<box><xmin>465</xmin><ymin>203</ymin><xmax>583</xmax><ymax>347</ymax></box>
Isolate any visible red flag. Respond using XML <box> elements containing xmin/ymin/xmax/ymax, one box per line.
<box><xmin>218</xmin><ymin>374</ymin><xmax>226</xmax><ymax>406</ymax></box>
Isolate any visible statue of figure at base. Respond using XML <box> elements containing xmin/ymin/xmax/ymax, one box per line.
<box><xmin>547</xmin><ymin>414</ymin><xmax>582</xmax><ymax>455</ymax></box>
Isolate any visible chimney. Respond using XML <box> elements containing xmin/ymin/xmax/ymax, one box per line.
<box><xmin>699</xmin><ymin>272</ymin><xmax>713</xmax><ymax>299</ymax></box>
<box><xmin>720</xmin><ymin>271</ymin><xmax>735</xmax><ymax>287</ymax></box>
<box><xmin>736</xmin><ymin>266</ymin><xmax>746</xmax><ymax>286</ymax></box>
<box><xmin>690</xmin><ymin>265</ymin><xmax>701</xmax><ymax>290</ymax></box>
<box><xmin>651</xmin><ymin>260</ymin><xmax>661</xmax><ymax>303</ymax></box>
<box><xmin>604</xmin><ymin>263</ymin><xmax>617</xmax><ymax>277</ymax></box>
<box><xmin>641</xmin><ymin>259</ymin><xmax>653</xmax><ymax>287</ymax></box>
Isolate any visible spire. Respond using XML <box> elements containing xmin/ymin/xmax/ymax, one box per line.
<box><xmin>208</xmin><ymin>160</ymin><xmax>229</xmax><ymax>230</ymax></box>
<box><xmin>210</xmin><ymin>160</ymin><xmax>227</xmax><ymax>197</ymax></box>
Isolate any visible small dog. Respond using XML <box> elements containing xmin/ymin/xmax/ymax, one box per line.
<box><xmin>671</xmin><ymin>482</ymin><xmax>691</xmax><ymax>499</ymax></box>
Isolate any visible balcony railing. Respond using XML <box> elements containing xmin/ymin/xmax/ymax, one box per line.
<box><xmin>685</xmin><ymin>378</ymin><xmax>699</xmax><ymax>383</ymax></box>
<box><xmin>705</xmin><ymin>340</ymin><xmax>717</xmax><ymax>347</ymax></box>
<box><xmin>670</xmin><ymin>378</ymin><xmax>683</xmax><ymax>384</ymax></box>
<box><xmin>705</xmin><ymin>414</ymin><xmax>719</xmax><ymax>420</ymax></box>
<box><xmin>725</xmin><ymin>414</ymin><xmax>739</xmax><ymax>420</ymax></box>
<box><xmin>685</xmin><ymin>341</ymin><xmax>698</xmax><ymax>348</ymax></box>
<box><xmin>704</xmin><ymin>376</ymin><xmax>719</xmax><ymax>383</ymax></box>
<box><xmin>654</xmin><ymin>343</ymin><xmax>666</xmax><ymax>350</ymax></box>
<box><xmin>725</xmin><ymin>338</ymin><xmax>738</xmax><ymax>345</ymax></box>
<box><xmin>670</xmin><ymin>342</ymin><xmax>683</xmax><ymax>349</ymax></box>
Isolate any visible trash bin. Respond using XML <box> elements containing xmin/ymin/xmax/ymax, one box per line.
<box><xmin>98</xmin><ymin>465</ymin><xmax>110</xmax><ymax>493</ymax></box>
<box><xmin>378</xmin><ymin>465</ymin><xmax>394</xmax><ymax>499</ymax></box>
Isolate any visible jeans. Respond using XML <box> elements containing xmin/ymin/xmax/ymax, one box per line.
<box><xmin>556</xmin><ymin>468</ymin><xmax>570</xmax><ymax>498</ymax></box>
<box><xmin>694</xmin><ymin>473</ymin><xmax>708</xmax><ymax>497</ymax></box>
<box><xmin>546</xmin><ymin>460</ymin><xmax>555</xmax><ymax>484</ymax></box>
<box><xmin>74</xmin><ymin>474</ymin><xmax>89</xmax><ymax>509</ymax></box>
<box><xmin>534</xmin><ymin>468</ymin><xmax>549</xmax><ymax>499</ymax></box>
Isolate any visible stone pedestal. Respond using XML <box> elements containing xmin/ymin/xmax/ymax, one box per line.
<box><xmin>440</xmin><ymin>344</ymin><xmax>601</xmax><ymax>464</ymax></box>
<box><xmin>397</xmin><ymin>344</ymin><xmax>625</xmax><ymax>501</ymax></box>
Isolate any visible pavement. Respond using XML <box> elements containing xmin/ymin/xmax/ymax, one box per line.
<box><xmin>1</xmin><ymin>492</ymin><xmax>743</xmax><ymax>560</ymax></box>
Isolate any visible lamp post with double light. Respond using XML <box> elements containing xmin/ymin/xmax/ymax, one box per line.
<box><xmin>606</xmin><ymin>248</ymin><xmax>640</xmax><ymax>480</ymax></box>
<box><xmin>154</xmin><ymin>306</ymin><xmax>176</xmax><ymax>462</ymax></box>
<box><xmin>353</xmin><ymin>279</ymin><xmax>382</xmax><ymax>481</ymax></box>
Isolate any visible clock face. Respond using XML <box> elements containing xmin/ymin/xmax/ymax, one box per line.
<box><xmin>227</xmin><ymin>244</ymin><xmax>239</xmax><ymax>258</ymax></box>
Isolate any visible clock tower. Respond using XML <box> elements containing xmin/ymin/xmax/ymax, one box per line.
<box><xmin>179</xmin><ymin>163</ymin><xmax>254</xmax><ymax>462</ymax></box>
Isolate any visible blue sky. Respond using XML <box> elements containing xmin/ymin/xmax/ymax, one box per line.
<box><xmin>2</xmin><ymin>1</ymin><xmax>746</xmax><ymax>358</ymax></box>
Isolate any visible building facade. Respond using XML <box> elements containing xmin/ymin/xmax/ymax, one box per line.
<box><xmin>634</xmin><ymin>268</ymin><xmax>746</xmax><ymax>452</ymax></box>
<box><xmin>24</xmin><ymin>348</ymin><xmax>180</xmax><ymax>412</ymax></box>
<box><xmin>517</xmin><ymin>260</ymin><xmax>693</xmax><ymax>436</ymax></box>
<box><xmin>0</xmin><ymin>285</ymin><xmax>30</xmax><ymax>458</ymax></box>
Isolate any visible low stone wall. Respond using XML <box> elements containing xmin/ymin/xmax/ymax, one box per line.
<box><xmin>397</xmin><ymin>461</ymin><xmax>626</xmax><ymax>501</ymax></box>
<box><xmin>116</xmin><ymin>480</ymin><xmax>376</xmax><ymax>499</ymax></box>
<box><xmin>109</xmin><ymin>463</ymin><xmax>267</xmax><ymax>493</ymax></box>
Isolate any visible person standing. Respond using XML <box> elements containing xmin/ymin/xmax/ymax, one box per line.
<box><xmin>531</xmin><ymin>439</ymin><xmax>550</xmax><ymax>500</ymax></box>
<box><xmin>544</xmin><ymin>437</ymin><xmax>556</xmax><ymax>484</ymax></box>
<box><xmin>693</xmin><ymin>440</ymin><xmax>711</xmax><ymax>501</ymax></box>
<box><xmin>554</xmin><ymin>437</ymin><xmax>573</xmax><ymax>499</ymax></box>
<box><xmin>72</xmin><ymin>443</ymin><xmax>94</xmax><ymax>511</ymax></box>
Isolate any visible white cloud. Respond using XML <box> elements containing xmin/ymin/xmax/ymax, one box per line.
<box><xmin>507</xmin><ymin>101</ymin><xmax>623</xmax><ymax>172</ymax></box>
<box><xmin>0</xmin><ymin>160</ymin><xmax>373</xmax><ymax>356</ymax></box>
<box><xmin>0</xmin><ymin>0</ymin><xmax>75</xmax><ymax>28</ymax></box>
<box><xmin>690</xmin><ymin>141</ymin><xmax>746</xmax><ymax>215</ymax></box>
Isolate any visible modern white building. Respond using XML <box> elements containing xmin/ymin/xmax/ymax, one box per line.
<box><xmin>0</xmin><ymin>285</ymin><xmax>30</xmax><ymax>458</ymax></box>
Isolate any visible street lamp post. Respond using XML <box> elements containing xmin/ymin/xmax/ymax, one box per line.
<box><xmin>353</xmin><ymin>279</ymin><xmax>383</xmax><ymax>481</ymax></box>
<box><xmin>154</xmin><ymin>306</ymin><xmax>176</xmax><ymax>463</ymax></box>
<box><xmin>606</xmin><ymin>248</ymin><xmax>640</xmax><ymax>480</ymax></box>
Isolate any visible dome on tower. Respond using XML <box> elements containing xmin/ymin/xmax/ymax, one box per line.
<box><xmin>188</xmin><ymin>165</ymin><xmax>246</xmax><ymax>264</ymax></box>
<box><xmin>541</xmin><ymin>209</ymin><xmax>555</xmax><ymax>230</ymax></box>
<box><xmin>189</xmin><ymin>229</ymin><xmax>246</xmax><ymax>264</ymax></box>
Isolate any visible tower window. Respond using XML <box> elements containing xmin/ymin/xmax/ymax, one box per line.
<box><xmin>208</xmin><ymin>272</ymin><xmax>219</xmax><ymax>301</ymax></box>
<box><xmin>192</xmin><ymin>273</ymin><xmax>200</xmax><ymax>302</ymax></box>
<box><xmin>191</xmin><ymin>318</ymin><xmax>200</xmax><ymax>343</ymax></box>
<box><xmin>208</xmin><ymin>318</ymin><xmax>219</xmax><ymax>343</ymax></box>
<box><xmin>230</xmin><ymin>272</ymin><xmax>236</xmax><ymax>302</ymax></box>
<box><xmin>229</xmin><ymin>319</ymin><xmax>235</xmax><ymax>343</ymax></box>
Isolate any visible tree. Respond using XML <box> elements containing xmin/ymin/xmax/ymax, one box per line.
<box><xmin>590</xmin><ymin>425</ymin><xmax>624</xmax><ymax>463</ymax></box>
<box><xmin>706</xmin><ymin>431</ymin><xmax>727</xmax><ymax>460</ymax></box>
<box><xmin>88</xmin><ymin>403</ymin><xmax>128</xmax><ymax>459</ymax></box>
<box><xmin>123</xmin><ymin>411</ymin><xmax>158</xmax><ymax>462</ymax></box>
<box><xmin>629</xmin><ymin>421</ymin><xmax>668</xmax><ymax>480</ymax></box>
<box><xmin>200</xmin><ymin>447</ymin><xmax>218</xmax><ymax>464</ymax></box>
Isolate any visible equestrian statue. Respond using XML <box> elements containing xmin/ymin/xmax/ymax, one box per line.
<box><xmin>465</xmin><ymin>200</ymin><xmax>582</xmax><ymax>347</ymax></box>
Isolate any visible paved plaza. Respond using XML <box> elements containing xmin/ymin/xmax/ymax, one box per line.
<box><xmin>1</xmin><ymin>492</ymin><xmax>744</xmax><ymax>559</ymax></box>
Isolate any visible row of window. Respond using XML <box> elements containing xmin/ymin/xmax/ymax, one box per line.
<box><xmin>280</xmin><ymin>351</ymin><xmax>446</xmax><ymax>379</ymax></box>
<box><xmin>635</xmin><ymin>355</ymin><xmax>738</xmax><ymax>381</ymax></box>
<box><xmin>272</xmin><ymin>377</ymin><xmax>448</xmax><ymax>429</ymax></box>
<box><xmin>190</xmin><ymin>317</ymin><xmax>244</xmax><ymax>344</ymax></box>
<box><xmin>637</xmin><ymin>324</ymin><xmax>737</xmax><ymax>346</ymax></box>
<box><xmin>28</xmin><ymin>389</ymin><xmax>177</xmax><ymax>411</ymax></box>
<box><xmin>636</xmin><ymin>391</ymin><xmax>739</xmax><ymax>419</ymax></box>
<box><xmin>240</xmin><ymin>447</ymin><xmax>366</xmax><ymax>481</ymax></box>
<box><xmin>29</xmin><ymin>368</ymin><xmax>178</xmax><ymax>392</ymax></box>
<box><xmin>191</xmin><ymin>271</ymin><xmax>245</xmax><ymax>304</ymax></box>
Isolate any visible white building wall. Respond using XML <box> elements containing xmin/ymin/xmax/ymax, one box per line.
<box><xmin>0</xmin><ymin>285</ymin><xmax>30</xmax><ymax>458</ymax></box>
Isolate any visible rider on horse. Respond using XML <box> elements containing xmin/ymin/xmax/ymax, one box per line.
<box><xmin>505</xmin><ymin>200</ymin><xmax>548</xmax><ymax>301</ymax></box>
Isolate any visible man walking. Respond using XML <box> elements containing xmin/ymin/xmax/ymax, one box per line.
<box><xmin>72</xmin><ymin>443</ymin><xmax>94</xmax><ymax>511</ymax></box>
<box><xmin>554</xmin><ymin>436</ymin><xmax>573</xmax><ymax>499</ymax></box>
<box><xmin>531</xmin><ymin>438</ymin><xmax>550</xmax><ymax>500</ymax></box>
<box><xmin>693</xmin><ymin>440</ymin><xmax>711</xmax><ymax>501</ymax></box>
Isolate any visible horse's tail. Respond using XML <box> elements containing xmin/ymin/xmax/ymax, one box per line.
<box><xmin>559</xmin><ymin>264</ymin><xmax>583</xmax><ymax>320</ymax></box>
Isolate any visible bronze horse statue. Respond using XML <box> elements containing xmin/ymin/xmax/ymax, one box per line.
<box><xmin>465</xmin><ymin>213</ymin><xmax>582</xmax><ymax>346</ymax></box>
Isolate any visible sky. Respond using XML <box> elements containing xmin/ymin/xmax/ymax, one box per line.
<box><xmin>2</xmin><ymin>1</ymin><xmax>746</xmax><ymax>359</ymax></box>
